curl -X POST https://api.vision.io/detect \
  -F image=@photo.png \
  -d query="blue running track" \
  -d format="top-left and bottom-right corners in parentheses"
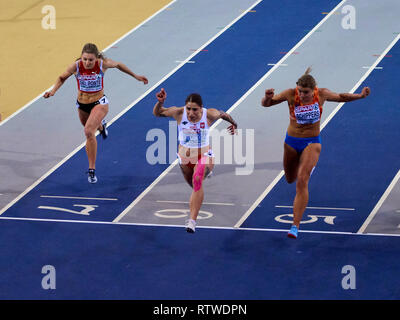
top-left (1, 0), bottom-right (400, 300)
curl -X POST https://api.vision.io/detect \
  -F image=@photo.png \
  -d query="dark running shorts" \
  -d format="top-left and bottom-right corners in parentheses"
top-left (76, 95), bottom-right (109, 114)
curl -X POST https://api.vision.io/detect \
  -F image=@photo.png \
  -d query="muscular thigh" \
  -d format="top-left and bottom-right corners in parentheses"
top-left (179, 164), bottom-right (194, 187)
top-left (283, 143), bottom-right (300, 181)
top-left (78, 109), bottom-right (90, 126)
top-left (85, 104), bottom-right (108, 132)
top-left (298, 143), bottom-right (321, 177)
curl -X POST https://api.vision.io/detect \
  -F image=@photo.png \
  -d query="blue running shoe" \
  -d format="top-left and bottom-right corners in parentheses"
top-left (287, 225), bottom-right (298, 238)
top-left (99, 119), bottom-right (108, 139)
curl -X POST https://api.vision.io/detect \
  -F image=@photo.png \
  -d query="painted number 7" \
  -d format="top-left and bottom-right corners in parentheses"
top-left (38, 204), bottom-right (98, 216)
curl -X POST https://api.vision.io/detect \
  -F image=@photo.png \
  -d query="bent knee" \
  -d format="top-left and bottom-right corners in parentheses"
top-left (84, 127), bottom-right (96, 139)
top-left (296, 173), bottom-right (310, 189)
top-left (192, 173), bottom-right (204, 191)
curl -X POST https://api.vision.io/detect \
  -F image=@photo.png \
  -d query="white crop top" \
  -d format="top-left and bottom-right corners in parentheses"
top-left (178, 107), bottom-right (210, 148)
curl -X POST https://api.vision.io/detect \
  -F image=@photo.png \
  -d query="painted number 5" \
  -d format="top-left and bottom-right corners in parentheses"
top-left (275, 214), bottom-right (336, 225)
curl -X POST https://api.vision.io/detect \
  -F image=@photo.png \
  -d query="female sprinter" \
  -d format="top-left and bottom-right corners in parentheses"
top-left (153, 88), bottom-right (237, 233)
top-left (44, 43), bottom-right (148, 183)
top-left (261, 68), bottom-right (370, 238)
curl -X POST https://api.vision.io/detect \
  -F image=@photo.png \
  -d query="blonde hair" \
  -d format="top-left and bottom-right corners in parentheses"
top-left (296, 67), bottom-right (316, 89)
top-left (77, 43), bottom-right (106, 61)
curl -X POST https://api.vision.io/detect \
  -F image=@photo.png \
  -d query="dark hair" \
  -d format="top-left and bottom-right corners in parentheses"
top-left (296, 67), bottom-right (316, 89)
top-left (185, 93), bottom-right (203, 107)
top-left (77, 43), bottom-right (106, 61)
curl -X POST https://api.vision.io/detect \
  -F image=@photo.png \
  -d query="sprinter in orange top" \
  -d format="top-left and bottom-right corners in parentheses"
top-left (44, 43), bottom-right (148, 183)
top-left (261, 68), bottom-right (370, 238)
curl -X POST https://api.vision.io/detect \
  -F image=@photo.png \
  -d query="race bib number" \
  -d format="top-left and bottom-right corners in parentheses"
top-left (294, 102), bottom-right (320, 124)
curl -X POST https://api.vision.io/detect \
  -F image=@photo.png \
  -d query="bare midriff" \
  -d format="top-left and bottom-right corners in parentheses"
top-left (287, 119), bottom-right (320, 138)
top-left (77, 89), bottom-right (104, 104)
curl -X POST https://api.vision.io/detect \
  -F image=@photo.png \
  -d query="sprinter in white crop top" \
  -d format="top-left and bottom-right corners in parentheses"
top-left (153, 88), bottom-right (237, 233)
top-left (44, 43), bottom-right (148, 184)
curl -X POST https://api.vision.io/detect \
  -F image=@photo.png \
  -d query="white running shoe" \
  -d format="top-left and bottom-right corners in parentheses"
top-left (87, 169), bottom-right (98, 184)
top-left (185, 219), bottom-right (196, 233)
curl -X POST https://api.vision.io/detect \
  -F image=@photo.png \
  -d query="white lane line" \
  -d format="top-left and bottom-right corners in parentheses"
top-left (0, 0), bottom-right (262, 216)
top-left (0, 140), bottom-right (99, 215)
top-left (357, 169), bottom-right (400, 234)
top-left (40, 195), bottom-right (118, 201)
top-left (234, 172), bottom-right (285, 228)
top-left (112, 0), bottom-right (263, 222)
top-left (156, 200), bottom-right (235, 206)
top-left (0, 0), bottom-right (177, 127)
top-left (275, 205), bottom-right (355, 211)
top-left (234, 0), bottom-right (350, 228)
top-left (267, 63), bottom-right (288, 66)
top-left (175, 60), bottom-right (195, 64)
top-left (362, 66), bottom-right (383, 69)
top-left (1, 215), bottom-right (400, 237)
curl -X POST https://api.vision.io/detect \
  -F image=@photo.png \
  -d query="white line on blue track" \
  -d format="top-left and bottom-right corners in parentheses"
top-left (357, 168), bottom-right (400, 234)
top-left (275, 205), bottom-right (355, 211)
top-left (40, 195), bottom-right (118, 201)
top-left (1, 215), bottom-right (400, 237)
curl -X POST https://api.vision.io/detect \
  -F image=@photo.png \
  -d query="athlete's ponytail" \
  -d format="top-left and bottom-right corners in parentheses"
top-left (296, 67), bottom-right (316, 89)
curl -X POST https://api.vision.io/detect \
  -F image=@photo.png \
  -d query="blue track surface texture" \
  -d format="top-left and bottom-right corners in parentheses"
top-left (0, 219), bottom-right (399, 299)
top-left (2, 0), bottom-right (400, 300)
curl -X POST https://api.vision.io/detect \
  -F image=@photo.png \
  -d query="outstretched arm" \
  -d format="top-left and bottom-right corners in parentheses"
top-left (153, 88), bottom-right (182, 120)
top-left (43, 62), bottom-right (75, 98)
top-left (261, 88), bottom-right (292, 107)
top-left (207, 109), bottom-right (237, 135)
top-left (321, 87), bottom-right (370, 103)
top-left (103, 58), bottom-right (148, 84)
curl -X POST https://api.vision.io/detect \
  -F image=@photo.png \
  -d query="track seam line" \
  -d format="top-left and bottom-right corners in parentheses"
top-left (1, 215), bottom-right (400, 237)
